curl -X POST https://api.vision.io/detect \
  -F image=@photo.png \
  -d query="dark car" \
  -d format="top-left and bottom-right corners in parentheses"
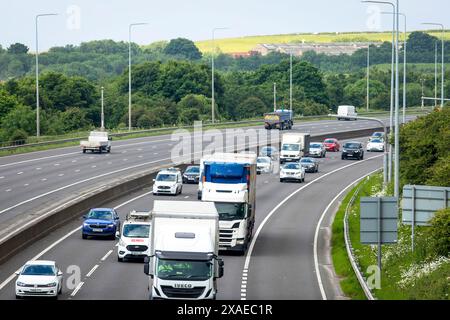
top-left (182, 165), bottom-right (200, 184)
top-left (82, 208), bottom-right (120, 240)
top-left (341, 141), bottom-right (364, 160)
top-left (300, 157), bottom-right (319, 173)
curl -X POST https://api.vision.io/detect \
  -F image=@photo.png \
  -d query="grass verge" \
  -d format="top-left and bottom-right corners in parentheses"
top-left (332, 172), bottom-right (450, 300)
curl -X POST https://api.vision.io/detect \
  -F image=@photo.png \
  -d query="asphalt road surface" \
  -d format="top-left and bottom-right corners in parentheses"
top-left (0, 136), bottom-right (383, 300)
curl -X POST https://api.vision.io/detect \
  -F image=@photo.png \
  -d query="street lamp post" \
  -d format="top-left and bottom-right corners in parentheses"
top-left (422, 23), bottom-right (445, 108)
top-left (128, 22), bottom-right (148, 132)
top-left (211, 27), bottom-right (229, 124)
top-left (362, 1), bottom-right (396, 184)
top-left (420, 78), bottom-right (425, 108)
top-left (101, 86), bottom-right (105, 130)
top-left (290, 51), bottom-right (293, 113)
top-left (273, 82), bottom-right (277, 112)
top-left (367, 44), bottom-right (370, 112)
top-left (435, 42), bottom-right (438, 108)
top-left (35, 13), bottom-right (58, 138)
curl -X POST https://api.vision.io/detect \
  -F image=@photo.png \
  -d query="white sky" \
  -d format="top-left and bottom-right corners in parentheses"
top-left (0, 0), bottom-right (448, 50)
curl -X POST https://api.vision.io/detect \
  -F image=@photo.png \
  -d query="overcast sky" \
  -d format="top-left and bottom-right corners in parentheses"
top-left (1, 0), bottom-right (448, 51)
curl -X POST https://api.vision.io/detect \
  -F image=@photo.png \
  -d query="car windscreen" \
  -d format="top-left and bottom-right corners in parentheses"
top-left (22, 265), bottom-right (56, 276)
top-left (344, 143), bottom-right (360, 149)
top-left (283, 163), bottom-right (300, 170)
top-left (88, 210), bottom-right (113, 220)
top-left (282, 144), bottom-right (300, 151)
top-left (257, 158), bottom-right (269, 163)
top-left (370, 139), bottom-right (382, 143)
top-left (324, 139), bottom-right (335, 144)
top-left (185, 166), bottom-right (200, 174)
top-left (310, 144), bottom-right (322, 148)
top-left (301, 158), bottom-right (313, 163)
top-left (123, 224), bottom-right (150, 238)
top-left (156, 174), bottom-right (177, 182)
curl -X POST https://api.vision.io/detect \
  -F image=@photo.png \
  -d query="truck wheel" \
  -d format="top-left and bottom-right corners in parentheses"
top-left (82, 149), bottom-right (86, 154)
top-left (98, 148), bottom-right (102, 154)
top-left (107, 147), bottom-right (111, 153)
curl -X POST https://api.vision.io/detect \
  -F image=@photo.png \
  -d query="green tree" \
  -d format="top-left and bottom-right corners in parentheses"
top-left (164, 38), bottom-right (202, 60)
top-left (7, 43), bottom-right (29, 54)
top-left (1, 104), bottom-right (35, 137)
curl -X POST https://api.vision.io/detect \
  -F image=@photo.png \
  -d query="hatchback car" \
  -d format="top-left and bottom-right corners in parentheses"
top-left (323, 138), bottom-right (340, 152)
top-left (15, 260), bottom-right (63, 299)
top-left (370, 132), bottom-right (385, 141)
top-left (259, 146), bottom-right (278, 160)
top-left (257, 156), bottom-right (273, 174)
top-left (82, 208), bottom-right (121, 240)
top-left (280, 162), bottom-right (305, 183)
top-left (300, 157), bottom-right (319, 173)
top-left (182, 165), bottom-right (200, 184)
top-left (366, 139), bottom-right (384, 152)
top-left (341, 141), bottom-right (364, 160)
top-left (309, 142), bottom-right (326, 158)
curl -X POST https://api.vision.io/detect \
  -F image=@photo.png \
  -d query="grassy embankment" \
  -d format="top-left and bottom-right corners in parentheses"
top-left (332, 173), bottom-right (450, 300)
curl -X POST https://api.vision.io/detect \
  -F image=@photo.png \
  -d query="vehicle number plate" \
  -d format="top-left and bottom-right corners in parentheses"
top-left (131, 252), bottom-right (143, 255)
top-left (92, 228), bottom-right (103, 232)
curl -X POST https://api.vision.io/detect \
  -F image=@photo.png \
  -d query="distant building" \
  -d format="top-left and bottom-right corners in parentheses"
top-left (252, 42), bottom-right (380, 57)
top-left (229, 51), bottom-right (259, 58)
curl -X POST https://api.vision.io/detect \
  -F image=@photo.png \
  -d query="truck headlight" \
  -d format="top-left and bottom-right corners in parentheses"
top-left (118, 239), bottom-right (125, 247)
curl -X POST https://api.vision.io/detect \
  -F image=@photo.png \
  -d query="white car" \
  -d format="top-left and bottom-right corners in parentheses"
top-left (257, 156), bottom-right (273, 174)
top-left (309, 142), bottom-right (326, 158)
top-left (152, 168), bottom-right (183, 195)
top-left (366, 139), bottom-right (384, 152)
top-left (15, 260), bottom-right (63, 299)
top-left (280, 162), bottom-right (305, 183)
top-left (117, 211), bottom-right (151, 262)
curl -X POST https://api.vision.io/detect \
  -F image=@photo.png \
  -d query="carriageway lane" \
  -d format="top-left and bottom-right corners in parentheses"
top-left (0, 117), bottom-right (400, 229)
top-left (0, 137), bottom-right (382, 300)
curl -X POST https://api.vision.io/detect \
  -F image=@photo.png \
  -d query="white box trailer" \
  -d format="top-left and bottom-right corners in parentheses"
top-left (144, 201), bottom-right (224, 300)
top-left (280, 133), bottom-right (310, 163)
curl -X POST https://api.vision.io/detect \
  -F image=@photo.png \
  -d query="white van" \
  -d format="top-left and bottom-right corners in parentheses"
top-left (337, 105), bottom-right (357, 121)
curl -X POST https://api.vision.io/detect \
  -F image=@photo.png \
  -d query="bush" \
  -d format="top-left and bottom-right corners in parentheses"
top-left (9, 129), bottom-right (28, 144)
top-left (427, 208), bottom-right (450, 257)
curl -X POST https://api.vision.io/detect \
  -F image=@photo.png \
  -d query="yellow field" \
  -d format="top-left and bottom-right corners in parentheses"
top-left (195, 31), bottom-right (449, 53)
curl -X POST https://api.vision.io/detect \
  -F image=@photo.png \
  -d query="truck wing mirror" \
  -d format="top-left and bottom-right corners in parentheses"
top-left (144, 256), bottom-right (150, 275)
top-left (218, 259), bottom-right (224, 278)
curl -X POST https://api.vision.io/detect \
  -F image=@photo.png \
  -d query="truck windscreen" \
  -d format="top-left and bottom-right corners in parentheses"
top-left (282, 144), bottom-right (300, 151)
top-left (214, 202), bottom-right (246, 220)
top-left (156, 259), bottom-right (212, 281)
top-left (205, 163), bottom-right (249, 184)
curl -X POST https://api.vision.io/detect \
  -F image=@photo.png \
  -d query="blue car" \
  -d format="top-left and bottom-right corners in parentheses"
top-left (82, 208), bottom-right (120, 240)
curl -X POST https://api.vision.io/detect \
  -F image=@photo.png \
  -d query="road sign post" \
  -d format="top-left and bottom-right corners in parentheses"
top-left (360, 197), bottom-right (398, 272)
top-left (402, 185), bottom-right (450, 251)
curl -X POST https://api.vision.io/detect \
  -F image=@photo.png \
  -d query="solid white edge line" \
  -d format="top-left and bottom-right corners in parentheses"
top-left (313, 167), bottom-right (381, 300)
top-left (242, 154), bottom-right (383, 299)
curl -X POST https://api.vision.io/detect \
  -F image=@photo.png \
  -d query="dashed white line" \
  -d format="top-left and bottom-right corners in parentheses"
top-left (91, 165), bottom-right (97, 168)
top-left (75, 169), bottom-right (80, 173)
top-left (24, 184), bottom-right (29, 187)
top-left (0, 176), bottom-right (4, 179)
top-left (71, 281), bottom-right (84, 296)
top-left (72, 160), bottom-right (77, 163)
top-left (17, 172), bottom-right (23, 175)
top-left (54, 164), bottom-right (60, 166)
top-left (86, 265), bottom-right (99, 277)
top-left (5, 189), bottom-right (11, 192)
top-left (41, 178), bottom-right (47, 181)
top-left (101, 250), bottom-right (114, 262)
top-left (58, 174), bottom-right (64, 177)
top-left (184, 196), bottom-right (189, 199)
top-left (36, 168), bottom-right (41, 170)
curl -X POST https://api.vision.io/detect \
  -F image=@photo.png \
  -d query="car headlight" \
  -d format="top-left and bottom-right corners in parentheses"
top-left (17, 282), bottom-right (26, 287)
top-left (107, 224), bottom-right (114, 228)
top-left (46, 282), bottom-right (57, 287)
top-left (83, 222), bottom-right (89, 227)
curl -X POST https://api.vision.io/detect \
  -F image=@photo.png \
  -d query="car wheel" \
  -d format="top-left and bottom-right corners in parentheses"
top-left (341, 156), bottom-right (346, 160)
top-left (280, 179), bottom-right (284, 183)
top-left (82, 233), bottom-right (87, 240)
top-left (58, 284), bottom-right (62, 295)
top-left (15, 295), bottom-right (22, 300)
top-left (118, 256), bottom-right (123, 262)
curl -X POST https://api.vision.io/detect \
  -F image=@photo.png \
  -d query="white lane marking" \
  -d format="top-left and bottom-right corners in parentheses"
top-left (75, 169), bottom-right (80, 173)
top-left (24, 184), bottom-right (29, 187)
top-left (101, 250), bottom-right (114, 262)
top-left (58, 174), bottom-right (64, 177)
top-left (41, 178), bottom-right (47, 181)
top-left (242, 154), bottom-right (383, 300)
top-left (54, 164), bottom-right (60, 166)
top-left (0, 191), bottom-right (154, 291)
top-left (17, 172), bottom-right (23, 175)
top-left (123, 159), bottom-right (128, 161)
top-left (138, 156), bottom-right (143, 158)
top-left (153, 153), bottom-right (158, 155)
top-left (0, 176), bottom-right (4, 179)
top-left (91, 165), bottom-right (97, 168)
top-left (72, 160), bottom-right (77, 163)
top-left (71, 282), bottom-right (84, 296)
top-left (5, 189), bottom-right (11, 192)
top-left (313, 167), bottom-right (381, 301)
top-left (86, 265), bottom-right (99, 278)
top-left (184, 196), bottom-right (189, 199)
top-left (36, 168), bottom-right (41, 170)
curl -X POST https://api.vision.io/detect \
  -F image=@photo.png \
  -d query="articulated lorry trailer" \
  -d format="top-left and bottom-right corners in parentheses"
top-left (144, 200), bottom-right (224, 300)
top-left (198, 153), bottom-right (257, 254)
top-left (264, 109), bottom-right (293, 130)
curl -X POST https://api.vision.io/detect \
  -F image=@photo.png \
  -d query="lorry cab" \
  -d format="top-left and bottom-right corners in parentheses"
top-left (144, 201), bottom-right (223, 300)
top-left (117, 210), bottom-right (152, 262)
top-left (198, 153), bottom-right (257, 254)
top-left (337, 105), bottom-right (357, 120)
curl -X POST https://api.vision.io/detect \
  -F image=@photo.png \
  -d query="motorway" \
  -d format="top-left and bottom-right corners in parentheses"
top-left (0, 134), bottom-right (383, 300)
top-left (0, 117), bottom-right (403, 238)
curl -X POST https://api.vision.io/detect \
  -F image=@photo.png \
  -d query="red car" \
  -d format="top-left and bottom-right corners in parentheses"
top-left (323, 138), bottom-right (340, 152)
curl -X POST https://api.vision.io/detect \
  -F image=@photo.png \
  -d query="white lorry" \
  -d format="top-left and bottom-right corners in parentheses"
top-left (198, 153), bottom-right (257, 254)
top-left (117, 210), bottom-right (152, 262)
top-left (80, 131), bottom-right (111, 153)
top-left (337, 105), bottom-right (358, 120)
top-left (144, 201), bottom-right (224, 300)
top-left (280, 133), bottom-right (311, 164)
